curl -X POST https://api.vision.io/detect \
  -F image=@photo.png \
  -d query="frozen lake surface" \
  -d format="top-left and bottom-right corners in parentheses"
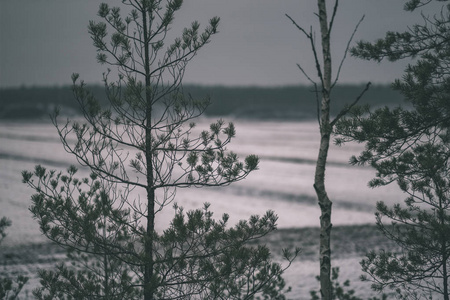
top-left (0, 117), bottom-right (403, 298)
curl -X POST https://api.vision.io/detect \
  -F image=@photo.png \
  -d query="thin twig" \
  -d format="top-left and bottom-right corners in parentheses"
top-left (285, 14), bottom-right (310, 37)
top-left (312, 83), bottom-right (321, 127)
top-left (286, 13), bottom-right (324, 124)
top-left (309, 29), bottom-right (324, 89)
top-left (331, 81), bottom-right (371, 127)
top-left (297, 63), bottom-right (316, 85)
top-left (331, 15), bottom-right (365, 89)
top-left (328, 0), bottom-right (339, 38)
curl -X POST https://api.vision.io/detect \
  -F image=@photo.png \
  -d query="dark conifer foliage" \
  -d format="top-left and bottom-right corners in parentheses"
top-left (336, 1), bottom-right (450, 298)
top-left (0, 218), bottom-right (28, 299)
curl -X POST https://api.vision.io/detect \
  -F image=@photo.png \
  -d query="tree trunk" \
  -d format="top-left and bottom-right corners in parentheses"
top-left (315, 0), bottom-right (333, 299)
top-left (103, 216), bottom-right (110, 298)
top-left (438, 195), bottom-right (449, 300)
top-left (314, 132), bottom-right (332, 300)
top-left (443, 240), bottom-right (449, 300)
top-left (142, 5), bottom-right (156, 300)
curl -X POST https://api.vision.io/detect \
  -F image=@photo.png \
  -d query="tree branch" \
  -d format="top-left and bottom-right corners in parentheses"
top-left (330, 81), bottom-right (371, 127)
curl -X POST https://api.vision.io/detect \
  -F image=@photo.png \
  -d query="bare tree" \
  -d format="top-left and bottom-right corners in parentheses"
top-left (286, 1), bottom-right (369, 299)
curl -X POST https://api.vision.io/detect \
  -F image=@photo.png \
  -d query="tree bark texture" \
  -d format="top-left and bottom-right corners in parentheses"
top-left (315, 0), bottom-right (333, 299)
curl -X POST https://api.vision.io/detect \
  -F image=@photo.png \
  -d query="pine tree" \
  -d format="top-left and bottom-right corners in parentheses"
top-left (335, 1), bottom-right (450, 298)
top-left (22, 1), bottom-right (297, 299)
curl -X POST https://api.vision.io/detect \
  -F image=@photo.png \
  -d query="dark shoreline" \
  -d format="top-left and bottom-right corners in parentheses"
top-left (0, 84), bottom-right (403, 121)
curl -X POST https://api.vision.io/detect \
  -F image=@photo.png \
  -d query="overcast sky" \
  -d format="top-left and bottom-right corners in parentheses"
top-left (0, 1), bottom-right (445, 88)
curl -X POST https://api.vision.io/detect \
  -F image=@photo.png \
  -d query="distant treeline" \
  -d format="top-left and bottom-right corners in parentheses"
top-left (0, 84), bottom-right (404, 120)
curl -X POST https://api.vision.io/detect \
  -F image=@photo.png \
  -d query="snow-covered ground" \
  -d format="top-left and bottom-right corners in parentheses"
top-left (0, 117), bottom-right (403, 298)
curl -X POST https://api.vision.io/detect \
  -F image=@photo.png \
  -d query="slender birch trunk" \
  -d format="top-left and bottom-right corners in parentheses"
top-left (314, 1), bottom-right (333, 299)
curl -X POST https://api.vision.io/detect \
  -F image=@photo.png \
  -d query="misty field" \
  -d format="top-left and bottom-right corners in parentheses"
top-left (0, 118), bottom-right (402, 298)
